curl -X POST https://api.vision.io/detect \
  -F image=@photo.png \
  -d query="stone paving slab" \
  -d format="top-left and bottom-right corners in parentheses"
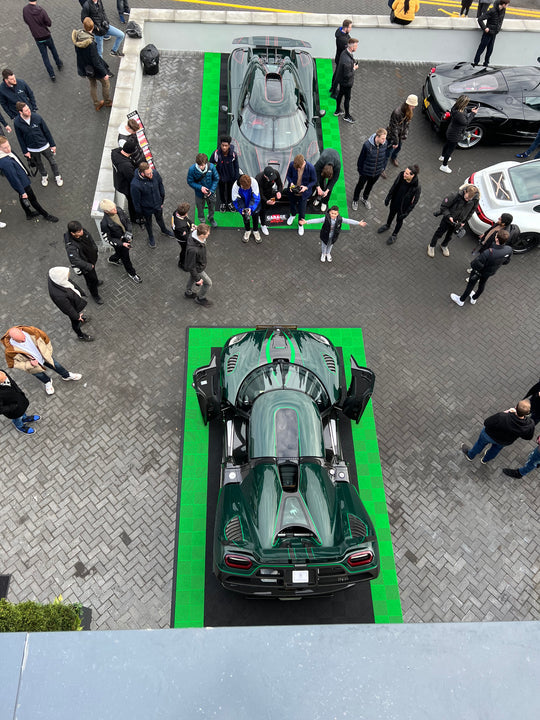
top-left (0, 0), bottom-right (539, 629)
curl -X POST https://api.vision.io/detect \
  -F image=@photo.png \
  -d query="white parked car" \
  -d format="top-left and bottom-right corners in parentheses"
top-left (466, 159), bottom-right (540, 253)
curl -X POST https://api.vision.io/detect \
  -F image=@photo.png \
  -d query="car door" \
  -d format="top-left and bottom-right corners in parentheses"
top-left (193, 355), bottom-right (221, 425)
top-left (341, 357), bottom-right (375, 424)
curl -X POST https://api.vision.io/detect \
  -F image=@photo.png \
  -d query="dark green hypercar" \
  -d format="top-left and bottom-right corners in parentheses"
top-left (193, 326), bottom-right (379, 598)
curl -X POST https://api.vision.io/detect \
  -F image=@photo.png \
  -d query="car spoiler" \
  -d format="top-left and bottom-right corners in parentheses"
top-left (232, 36), bottom-right (312, 49)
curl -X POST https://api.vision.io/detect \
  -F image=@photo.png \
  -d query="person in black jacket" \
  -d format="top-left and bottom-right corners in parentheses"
top-left (255, 166), bottom-right (283, 236)
top-left (473, 0), bottom-right (510, 67)
top-left (48, 267), bottom-right (93, 341)
top-left (451, 229), bottom-right (512, 306)
top-left (313, 148), bottom-right (341, 212)
top-left (130, 161), bottom-right (175, 248)
top-left (210, 136), bottom-right (239, 212)
top-left (111, 136), bottom-right (137, 221)
top-left (377, 164), bottom-right (420, 245)
top-left (428, 184), bottom-right (479, 257)
top-left (352, 128), bottom-right (389, 211)
top-left (64, 221), bottom-right (103, 304)
top-left (80, 0), bottom-right (125, 58)
top-left (461, 399), bottom-right (534, 464)
top-left (23, 0), bottom-right (64, 81)
top-left (439, 95), bottom-right (478, 173)
top-left (14, 102), bottom-right (63, 188)
top-left (386, 94), bottom-right (418, 167)
top-left (522, 379), bottom-right (540, 425)
top-left (329, 19), bottom-right (352, 97)
top-left (184, 223), bottom-right (212, 307)
top-left (99, 199), bottom-right (141, 283)
top-left (171, 202), bottom-right (195, 270)
top-left (334, 37), bottom-right (358, 124)
top-left (72, 19), bottom-right (111, 111)
top-left (0, 369), bottom-right (40, 435)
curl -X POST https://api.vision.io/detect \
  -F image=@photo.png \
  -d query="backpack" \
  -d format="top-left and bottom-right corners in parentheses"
top-left (125, 21), bottom-right (142, 38)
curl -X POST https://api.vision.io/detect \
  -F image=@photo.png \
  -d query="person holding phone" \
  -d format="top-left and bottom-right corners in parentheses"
top-left (439, 95), bottom-right (478, 174)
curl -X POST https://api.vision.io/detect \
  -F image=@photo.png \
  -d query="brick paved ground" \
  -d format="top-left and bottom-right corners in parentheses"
top-left (1, 0), bottom-right (539, 628)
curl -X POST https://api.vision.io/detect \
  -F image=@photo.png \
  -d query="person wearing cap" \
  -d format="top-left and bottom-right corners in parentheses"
top-left (386, 94), bottom-right (418, 168)
top-left (427, 184), bottom-right (479, 258)
top-left (0, 369), bottom-right (40, 435)
top-left (100, 198), bottom-right (141, 283)
top-left (377, 164), bottom-right (421, 245)
top-left (255, 166), bottom-right (283, 236)
top-left (313, 148), bottom-right (341, 213)
top-left (390, 0), bottom-right (420, 25)
top-left (64, 220), bottom-right (104, 304)
top-left (48, 267), bottom-right (94, 341)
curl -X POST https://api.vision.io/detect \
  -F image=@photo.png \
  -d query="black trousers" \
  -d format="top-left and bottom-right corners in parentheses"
top-left (441, 140), bottom-right (458, 166)
top-left (110, 244), bottom-right (136, 276)
top-left (19, 185), bottom-right (49, 218)
top-left (82, 267), bottom-right (100, 298)
top-left (474, 33), bottom-right (496, 65)
top-left (218, 180), bottom-right (234, 206)
top-left (70, 317), bottom-right (84, 337)
top-left (460, 272), bottom-right (488, 301)
top-left (386, 205), bottom-right (405, 236)
top-left (430, 216), bottom-right (456, 247)
top-left (353, 175), bottom-right (380, 201)
top-left (336, 85), bottom-right (352, 116)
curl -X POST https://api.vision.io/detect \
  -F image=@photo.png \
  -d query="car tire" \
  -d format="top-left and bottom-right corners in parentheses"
top-left (458, 125), bottom-right (484, 149)
top-left (511, 232), bottom-right (540, 254)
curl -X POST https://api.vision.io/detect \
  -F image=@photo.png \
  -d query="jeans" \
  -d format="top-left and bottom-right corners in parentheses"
top-left (336, 85), bottom-right (351, 116)
top-left (34, 358), bottom-right (70, 384)
top-left (460, 271), bottom-right (488, 302)
top-left (117, 0), bottom-right (130, 22)
top-left (353, 174), bottom-right (379, 202)
top-left (241, 210), bottom-right (259, 231)
top-left (30, 147), bottom-right (59, 180)
top-left (88, 76), bottom-right (111, 107)
top-left (474, 33), bottom-right (496, 66)
top-left (186, 270), bottom-right (212, 299)
top-left (19, 185), bottom-right (49, 218)
top-left (518, 445), bottom-right (540, 476)
top-left (143, 208), bottom-right (168, 243)
top-left (467, 427), bottom-right (504, 463)
top-left (195, 194), bottom-right (216, 223)
top-left (321, 241), bottom-right (333, 256)
top-left (390, 141), bottom-right (402, 162)
top-left (522, 128), bottom-right (540, 160)
top-left (289, 191), bottom-right (309, 221)
top-left (94, 26), bottom-right (125, 56)
top-left (35, 37), bottom-right (62, 77)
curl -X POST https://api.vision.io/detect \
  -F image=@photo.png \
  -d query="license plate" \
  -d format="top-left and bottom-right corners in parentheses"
top-left (292, 570), bottom-right (309, 584)
top-left (423, 97), bottom-right (430, 109)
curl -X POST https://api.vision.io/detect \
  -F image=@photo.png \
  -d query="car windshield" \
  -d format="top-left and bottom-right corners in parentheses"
top-left (448, 72), bottom-right (507, 94)
top-left (508, 162), bottom-right (540, 202)
top-left (238, 362), bottom-right (330, 410)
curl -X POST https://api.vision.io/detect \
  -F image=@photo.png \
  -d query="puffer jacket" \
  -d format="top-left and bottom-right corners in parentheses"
top-left (478, 0), bottom-right (507, 34)
top-left (186, 163), bottom-right (219, 198)
top-left (130, 168), bottom-right (165, 213)
top-left (357, 134), bottom-right (389, 177)
top-left (446, 106), bottom-right (475, 143)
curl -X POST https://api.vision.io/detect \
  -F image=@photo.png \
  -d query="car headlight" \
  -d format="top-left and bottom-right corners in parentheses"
top-left (227, 333), bottom-right (247, 346)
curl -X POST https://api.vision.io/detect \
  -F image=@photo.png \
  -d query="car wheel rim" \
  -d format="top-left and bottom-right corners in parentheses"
top-left (458, 126), bottom-right (483, 149)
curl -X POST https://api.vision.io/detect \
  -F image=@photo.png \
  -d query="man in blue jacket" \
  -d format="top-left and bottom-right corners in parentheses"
top-left (0, 70), bottom-right (37, 119)
top-left (285, 154), bottom-right (316, 236)
top-left (0, 135), bottom-right (57, 222)
top-left (130, 161), bottom-right (174, 248)
top-left (187, 153), bottom-right (219, 227)
top-left (14, 102), bottom-right (63, 188)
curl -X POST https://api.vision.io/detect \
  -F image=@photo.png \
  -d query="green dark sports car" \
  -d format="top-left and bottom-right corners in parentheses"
top-left (193, 326), bottom-right (379, 598)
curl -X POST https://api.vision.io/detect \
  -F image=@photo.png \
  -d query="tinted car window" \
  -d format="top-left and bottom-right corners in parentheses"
top-left (508, 163), bottom-right (540, 202)
top-left (449, 72), bottom-right (508, 94)
top-left (238, 363), bottom-right (330, 410)
top-left (523, 96), bottom-right (540, 110)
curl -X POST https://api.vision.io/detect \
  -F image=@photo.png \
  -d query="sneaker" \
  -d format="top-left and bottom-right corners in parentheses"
top-left (352, 200), bottom-right (358, 211)
top-left (44, 214), bottom-right (59, 223)
top-left (242, 230), bottom-right (251, 243)
top-left (333, 109), bottom-right (344, 117)
top-left (219, 203), bottom-right (226, 212)
top-left (0, 222), bottom-right (6, 228)
top-left (130, 274), bottom-right (142, 283)
top-left (184, 290), bottom-right (196, 298)
top-left (77, 333), bottom-right (94, 342)
top-left (466, 267), bottom-right (472, 274)
top-left (227, 203), bottom-right (235, 212)
top-left (50, 75), bottom-right (56, 82)
top-left (286, 215), bottom-right (296, 225)
top-left (260, 224), bottom-right (269, 236)
top-left (110, 49), bottom-right (125, 57)
top-left (298, 224), bottom-right (304, 236)
top-left (44, 380), bottom-right (54, 395)
top-left (210, 220), bottom-right (218, 228)
top-left (55, 175), bottom-right (63, 187)
top-left (461, 443), bottom-right (473, 461)
top-left (343, 115), bottom-right (355, 124)
top-left (326, 254), bottom-right (332, 262)
top-left (438, 155), bottom-right (444, 161)
top-left (439, 164), bottom-right (452, 174)
top-left (194, 297), bottom-right (212, 307)
top-left (480, 452), bottom-right (489, 465)
top-left (377, 224), bottom-right (389, 234)
top-left (516, 153), bottom-right (529, 159)
top-left (320, 253), bottom-right (326, 262)
top-left (441, 245), bottom-right (450, 257)
top-left (320, 204), bottom-right (327, 212)
top-left (386, 235), bottom-right (397, 245)
top-left (361, 197), bottom-right (372, 210)
top-left (148, 238), bottom-right (156, 248)
top-left (63, 372), bottom-right (82, 381)
top-left (15, 424), bottom-right (35, 434)
top-left (22, 414), bottom-right (41, 423)
top-left (41, 175), bottom-right (49, 187)
top-left (427, 245), bottom-right (435, 257)
top-left (93, 295), bottom-right (104, 305)
top-left (312, 198), bottom-right (320, 207)
top-left (108, 256), bottom-right (121, 266)
top-left (450, 293), bottom-right (464, 307)
top-left (253, 230), bottom-right (262, 243)
top-left (503, 468), bottom-right (522, 478)
top-left (469, 295), bottom-right (477, 305)
top-left (104, 35), bottom-right (112, 40)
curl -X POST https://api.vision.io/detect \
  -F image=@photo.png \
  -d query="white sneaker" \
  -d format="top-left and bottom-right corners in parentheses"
top-left (450, 293), bottom-right (464, 307)
top-left (439, 164), bottom-right (452, 174)
top-left (466, 267), bottom-right (472, 274)
top-left (326, 254), bottom-right (332, 262)
top-left (427, 245), bottom-right (435, 257)
top-left (242, 230), bottom-right (251, 243)
top-left (41, 175), bottom-right (49, 187)
top-left (55, 175), bottom-right (64, 187)
top-left (313, 199), bottom-right (320, 207)
top-left (320, 253), bottom-right (326, 262)
top-left (469, 295), bottom-right (477, 305)
top-left (253, 230), bottom-right (262, 243)
top-left (321, 204), bottom-right (327, 213)
top-left (63, 372), bottom-right (82, 381)
top-left (361, 197), bottom-right (372, 210)
top-left (286, 215), bottom-right (296, 225)
top-left (441, 245), bottom-right (450, 257)
top-left (0, 221), bottom-right (6, 228)
top-left (352, 200), bottom-right (358, 211)
top-left (44, 380), bottom-right (54, 395)
top-left (298, 224), bottom-right (304, 236)
top-left (260, 224), bottom-right (269, 236)
top-left (438, 155), bottom-right (444, 161)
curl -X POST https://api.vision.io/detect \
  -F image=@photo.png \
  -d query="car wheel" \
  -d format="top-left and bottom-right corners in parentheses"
top-left (458, 125), bottom-right (484, 149)
top-left (511, 232), bottom-right (540, 254)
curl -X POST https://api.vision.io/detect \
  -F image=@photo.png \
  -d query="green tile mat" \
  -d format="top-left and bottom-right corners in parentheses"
top-left (173, 327), bottom-right (402, 627)
top-left (195, 53), bottom-right (352, 231)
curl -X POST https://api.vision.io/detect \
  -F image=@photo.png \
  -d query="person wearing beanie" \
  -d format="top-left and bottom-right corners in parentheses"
top-left (255, 166), bottom-right (283, 236)
top-left (386, 94), bottom-right (418, 169)
top-left (64, 220), bottom-right (104, 304)
top-left (48, 267), bottom-right (94, 341)
top-left (99, 198), bottom-right (141, 283)
top-left (22, 0), bottom-right (63, 81)
top-left (0, 369), bottom-right (40, 435)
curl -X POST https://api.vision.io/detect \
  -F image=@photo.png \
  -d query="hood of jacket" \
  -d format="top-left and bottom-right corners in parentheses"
top-left (72, 28), bottom-right (94, 48)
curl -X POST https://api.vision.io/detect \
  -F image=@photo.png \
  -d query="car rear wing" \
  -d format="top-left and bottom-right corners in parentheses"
top-left (232, 36), bottom-right (312, 49)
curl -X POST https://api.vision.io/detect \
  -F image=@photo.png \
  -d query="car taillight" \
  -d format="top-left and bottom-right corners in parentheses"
top-left (476, 203), bottom-right (494, 226)
top-left (347, 550), bottom-right (374, 567)
top-left (468, 173), bottom-right (475, 183)
top-left (430, 67), bottom-right (436, 75)
top-left (224, 554), bottom-right (252, 570)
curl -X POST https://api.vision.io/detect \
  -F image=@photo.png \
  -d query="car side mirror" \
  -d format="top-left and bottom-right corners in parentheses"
top-left (319, 109), bottom-right (326, 117)
top-left (220, 105), bottom-right (229, 112)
